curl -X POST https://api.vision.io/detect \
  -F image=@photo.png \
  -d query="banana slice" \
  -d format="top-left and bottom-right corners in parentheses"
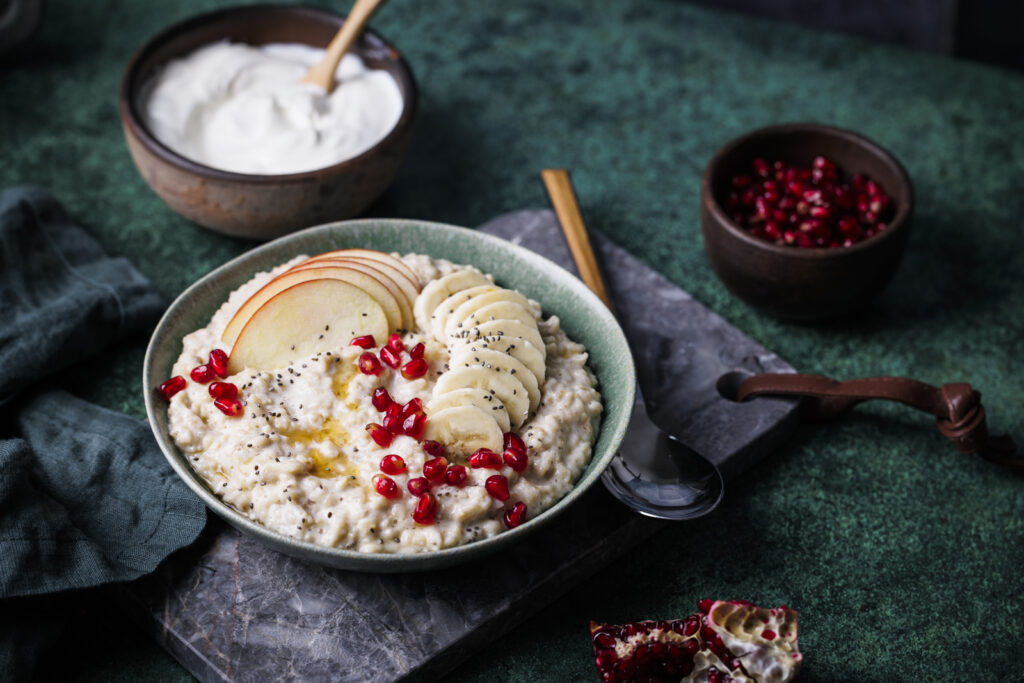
top-left (442, 288), bottom-right (533, 340)
top-left (434, 366), bottom-right (531, 429)
top-left (448, 347), bottom-right (540, 412)
top-left (427, 387), bottom-right (511, 434)
top-left (451, 333), bottom-right (546, 387)
top-left (422, 405), bottom-right (503, 457)
top-left (430, 285), bottom-right (497, 342)
top-left (448, 318), bottom-right (546, 356)
top-left (414, 270), bottom-right (491, 333)
top-left (459, 301), bottom-right (536, 332)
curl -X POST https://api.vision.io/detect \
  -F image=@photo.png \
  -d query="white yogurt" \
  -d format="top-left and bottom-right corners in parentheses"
top-left (141, 41), bottom-right (404, 175)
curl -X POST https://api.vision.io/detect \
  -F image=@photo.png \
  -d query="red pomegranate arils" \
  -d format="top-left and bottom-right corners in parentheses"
top-left (358, 352), bottom-right (383, 376)
top-left (408, 342), bottom-right (425, 359)
top-left (443, 465), bottom-right (467, 487)
top-left (366, 423), bottom-right (393, 448)
top-left (469, 448), bottom-right (502, 470)
top-left (373, 475), bottom-right (400, 499)
top-left (503, 432), bottom-right (526, 456)
top-left (350, 334), bottom-right (376, 349)
top-left (503, 501), bottom-right (527, 528)
top-left (401, 358), bottom-right (428, 380)
top-left (371, 387), bottom-right (394, 412)
top-left (208, 381), bottom-right (238, 400)
top-left (379, 346), bottom-right (402, 369)
top-left (422, 456), bottom-right (448, 483)
top-left (208, 349), bottom-right (229, 378)
top-left (190, 364), bottom-right (215, 384)
top-left (213, 397), bottom-right (243, 417)
top-left (400, 398), bottom-right (424, 419)
top-left (422, 440), bottom-right (445, 457)
top-left (386, 332), bottom-right (405, 354)
top-left (412, 492), bottom-right (436, 525)
top-left (402, 412), bottom-right (426, 440)
top-left (503, 448), bottom-right (528, 473)
top-left (379, 454), bottom-right (406, 475)
top-left (485, 475), bottom-right (510, 501)
top-left (157, 376), bottom-right (186, 401)
top-left (383, 403), bottom-right (404, 433)
top-left (407, 477), bottom-right (430, 496)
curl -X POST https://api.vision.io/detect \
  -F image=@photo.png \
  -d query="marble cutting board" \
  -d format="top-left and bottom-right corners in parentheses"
top-left (115, 209), bottom-right (798, 682)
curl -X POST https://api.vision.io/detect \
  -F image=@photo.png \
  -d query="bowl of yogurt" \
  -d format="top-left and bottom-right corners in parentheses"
top-left (120, 4), bottom-right (417, 239)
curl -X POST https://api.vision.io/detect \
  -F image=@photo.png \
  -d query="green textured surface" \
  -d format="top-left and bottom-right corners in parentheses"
top-left (3, 0), bottom-right (1022, 681)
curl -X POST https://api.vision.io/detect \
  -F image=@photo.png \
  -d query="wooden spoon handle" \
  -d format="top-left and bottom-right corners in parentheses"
top-left (541, 169), bottom-right (614, 310)
top-left (301, 0), bottom-right (387, 92)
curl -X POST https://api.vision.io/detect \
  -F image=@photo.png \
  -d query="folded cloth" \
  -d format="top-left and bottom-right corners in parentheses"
top-left (0, 187), bottom-right (206, 679)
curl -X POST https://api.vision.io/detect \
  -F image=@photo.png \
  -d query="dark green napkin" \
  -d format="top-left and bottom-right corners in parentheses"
top-left (0, 187), bottom-right (206, 679)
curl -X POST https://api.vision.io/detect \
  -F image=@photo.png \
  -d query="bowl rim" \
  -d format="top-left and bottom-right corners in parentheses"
top-left (119, 3), bottom-right (419, 184)
top-left (701, 122), bottom-right (914, 258)
top-left (142, 217), bottom-right (636, 572)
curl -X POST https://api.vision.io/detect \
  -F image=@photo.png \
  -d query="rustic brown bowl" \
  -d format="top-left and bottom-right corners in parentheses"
top-left (120, 4), bottom-right (417, 240)
top-left (700, 123), bottom-right (913, 321)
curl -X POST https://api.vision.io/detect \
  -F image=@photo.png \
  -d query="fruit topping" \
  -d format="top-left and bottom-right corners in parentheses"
top-left (213, 397), bottom-right (243, 417)
top-left (485, 474), bottom-right (510, 501)
top-left (208, 349), bottom-right (229, 378)
top-left (503, 447), bottom-right (528, 473)
top-left (469, 448), bottom-right (503, 470)
top-left (412, 492), bottom-right (436, 525)
top-left (157, 376), bottom-right (186, 401)
top-left (373, 474), bottom-right (400, 499)
top-left (386, 332), bottom-right (405, 354)
top-left (422, 440), bottom-right (445, 457)
top-left (379, 454), bottom-right (406, 475)
top-left (503, 501), bottom-right (527, 528)
top-left (190, 364), bottom-right (215, 384)
top-left (380, 345), bottom-right (402, 369)
top-left (422, 456), bottom-right (448, 483)
top-left (350, 334), bottom-right (376, 349)
top-left (401, 358), bottom-right (428, 380)
top-left (366, 423), bottom-right (394, 448)
top-left (443, 464), bottom-right (467, 487)
top-left (371, 386), bottom-right (394, 412)
top-left (358, 352), bottom-right (383, 376)
top-left (208, 381), bottom-right (238, 400)
top-left (407, 477), bottom-right (430, 496)
top-left (409, 342), bottom-right (425, 359)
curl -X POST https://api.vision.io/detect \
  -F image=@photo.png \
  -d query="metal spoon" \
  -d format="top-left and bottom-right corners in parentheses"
top-left (541, 169), bottom-right (725, 520)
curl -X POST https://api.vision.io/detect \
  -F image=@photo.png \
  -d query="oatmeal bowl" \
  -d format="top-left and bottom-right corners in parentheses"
top-left (143, 219), bottom-right (635, 571)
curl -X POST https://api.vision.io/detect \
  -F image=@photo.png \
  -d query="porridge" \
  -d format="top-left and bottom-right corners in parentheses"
top-left (160, 249), bottom-right (602, 553)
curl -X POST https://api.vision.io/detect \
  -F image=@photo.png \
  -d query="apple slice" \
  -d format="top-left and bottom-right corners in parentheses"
top-left (222, 266), bottom-right (403, 348)
top-left (227, 279), bottom-right (388, 375)
top-left (287, 259), bottom-right (414, 330)
top-left (304, 249), bottom-right (422, 290)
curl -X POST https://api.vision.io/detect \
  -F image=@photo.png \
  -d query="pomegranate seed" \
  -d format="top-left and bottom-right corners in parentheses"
top-left (374, 475), bottom-right (400, 499)
top-left (208, 349), bottom-right (229, 378)
top-left (379, 346), bottom-right (401, 369)
top-left (763, 221), bottom-right (782, 240)
top-left (366, 423), bottom-right (393, 447)
top-left (402, 412), bottom-right (426, 440)
top-left (698, 599), bottom-right (714, 614)
top-left (386, 333), bottom-right (405, 354)
top-left (409, 342), bottom-right (425, 359)
top-left (422, 440), bottom-right (445, 457)
top-left (422, 456), bottom-right (448, 483)
top-left (761, 629), bottom-right (777, 640)
top-left (213, 397), bottom-right (243, 416)
top-left (383, 404), bottom-right (403, 433)
top-left (444, 465), bottom-right (467, 487)
top-left (503, 432), bottom-right (527, 455)
top-left (503, 448), bottom-right (528, 473)
top-left (731, 174), bottom-right (752, 188)
top-left (208, 381), bottom-right (238, 400)
top-left (865, 179), bottom-right (881, 196)
top-left (401, 358), bottom-right (428, 380)
top-left (485, 474), bottom-right (510, 501)
top-left (752, 158), bottom-right (769, 177)
top-left (400, 398), bottom-right (423, 419)
top-left (503, 501), bottom-right (527, 528)
top-left (371, 387), bottom-right (393, 412)
top-left (350, 334), bottom-right (376, 349)
top-left (358, 352), bottom-right (382, 376)
top-left (407, 477), bottom-right (430, 496)
top-left (412, 492), bottom-right (436, 525)
top-left (190, 364), bottom-right (215, 384)
top-left (468, 448), bottom-right (502, 469)
top-left (379, 454), bottom-right (406, 475)
top-left (157, 376), bottom-right (186, 400)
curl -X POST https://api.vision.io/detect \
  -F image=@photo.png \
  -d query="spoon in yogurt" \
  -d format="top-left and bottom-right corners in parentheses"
top-left (301, 0), bottom-right (387, 93)
top-left (541, 169), bottom-right (725, 520)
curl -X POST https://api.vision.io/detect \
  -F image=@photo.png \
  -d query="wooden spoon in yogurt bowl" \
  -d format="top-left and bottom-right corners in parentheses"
top-left (301, 0), bottom-right (388, 93)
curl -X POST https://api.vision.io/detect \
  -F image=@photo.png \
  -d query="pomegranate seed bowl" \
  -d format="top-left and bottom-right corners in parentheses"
top-left (701, 123), bottom-right (913, 321)
top-left (143, 219), bottom-right (635, 572)
top-left (120, 5), bottom-right (417, 240)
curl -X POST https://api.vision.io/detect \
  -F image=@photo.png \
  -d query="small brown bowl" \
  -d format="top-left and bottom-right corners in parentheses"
top-left (120, 4), bottom-right (417, 240)
top-left (700, 123), bottom-right (913, 321)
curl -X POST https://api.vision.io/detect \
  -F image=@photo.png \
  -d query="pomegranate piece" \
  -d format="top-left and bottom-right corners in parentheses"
top-left (443, 464), bottom-right (467, 487)
top-left (468, 448), bottom-right (502, 470)
top-left (213, 397), bottom-right (243, 417)
top-left (190, 364), bottom-right (215, 384)
top-left (386, 332), bottom-right (405, 354)
top-left (358, 352), bottom-right (383, 376)
top-left (408, 342), bottom-right (425, 359)
top-left (373, 475), bottom-right (400, 499)
top-left (382, 403), bottom-right (404, 433)
top-left (208, 349), bottom-right (229, 378)
top-left (485, 474), bottom-right (510, 501)
top-left (208, 381), bottom-right (238, 400)
top-left (503, 448), bottom-right (528, 473)
top-left (591, 600), bottom-right (801, 683)
top-left (401, 358), bottom-right (428, 380)
top-left (400, 398), bottom-right (424, 419)
top-left (350, 334), bottom-right (376, 349)
top-left (366, 423), bottom-right (394, 448)
top-left (371, 387), bottom-right (394, 412)
top-left (379, 346), bottom-right (402, 369)
top-left (402, 412), bottom-right (426, 440)
top-left (407, 476), bottom-right (430, 496)
top-left (157, 376), bottom-right (186, 401)
top-left (422, 440), bottom-right (445, 458)
top-left (379, 454), bottom-right (406, 475)
top-left (503, 501), bottom-right (527, 528)
top-left (503, 432), bottom-right (527, 456)
top-left (412, 492), bottom-right (436, 525)
top-left (422, 456), bottom-right (448, 483)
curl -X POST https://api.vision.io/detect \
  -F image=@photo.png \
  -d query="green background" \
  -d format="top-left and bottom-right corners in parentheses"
top-left (3, 0), bottom-right (1022, 680)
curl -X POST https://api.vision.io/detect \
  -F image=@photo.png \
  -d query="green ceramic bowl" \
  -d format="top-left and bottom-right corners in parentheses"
top-left (143, 219), bottom-right (635, 572)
